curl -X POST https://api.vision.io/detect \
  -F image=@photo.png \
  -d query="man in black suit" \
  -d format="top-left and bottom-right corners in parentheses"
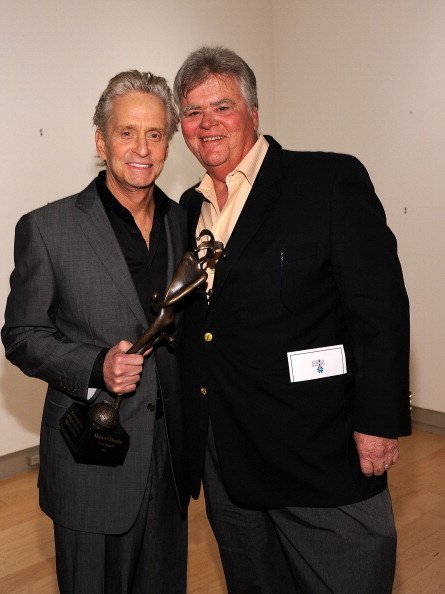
top-left (2, 71), bottom-right (188, 593)
top-left (174, 46), bottom-right (410, 593)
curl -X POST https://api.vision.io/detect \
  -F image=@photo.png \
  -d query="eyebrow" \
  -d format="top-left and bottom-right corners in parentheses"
top-left (115, 124), bottom-right (165, 132)
top-left (182, 98), bottom-right (235, 114)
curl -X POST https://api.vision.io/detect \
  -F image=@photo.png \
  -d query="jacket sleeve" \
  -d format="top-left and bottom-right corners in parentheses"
top-left (1, 212), bottom-right (103, 399)
top-left (330, 156), bottom-right (410, 437)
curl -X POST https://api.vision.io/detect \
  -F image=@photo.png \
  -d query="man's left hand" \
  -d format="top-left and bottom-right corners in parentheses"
top-left (353, 432), bottom-right (399, 477)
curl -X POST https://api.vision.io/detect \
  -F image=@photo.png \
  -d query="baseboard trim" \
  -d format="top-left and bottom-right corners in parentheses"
top-left (411, 406), bottom-right (445, 436)
top-left (0, 406), bottom-right (443, 480)
top-left (0, 445), bottom-right (40, 480)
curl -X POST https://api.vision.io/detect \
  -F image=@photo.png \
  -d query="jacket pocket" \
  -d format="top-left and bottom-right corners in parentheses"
top-left (43, 393), bottom-right (74, 428)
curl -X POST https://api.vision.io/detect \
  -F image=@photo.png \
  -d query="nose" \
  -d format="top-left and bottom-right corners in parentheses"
top-left (199, 110), bottom-right (218, 130)
top-left (133, 133), bottom-right (150, 157)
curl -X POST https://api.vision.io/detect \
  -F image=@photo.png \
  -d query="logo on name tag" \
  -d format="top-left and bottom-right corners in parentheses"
top-left (287, 345), bottom-right (346, 383)
top-left (312, 359), bottom-right (325, 373)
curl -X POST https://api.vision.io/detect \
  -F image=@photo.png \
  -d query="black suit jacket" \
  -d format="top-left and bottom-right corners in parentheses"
top-left (180, 136), bottom-right (410, 508)
top-left (2, 179), bottom-right (189, 532)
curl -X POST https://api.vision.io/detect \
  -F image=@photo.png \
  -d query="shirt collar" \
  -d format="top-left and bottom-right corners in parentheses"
top-left (96, 170), bottom-right (169, 220)
top-left (196, 134), bottom-right (269, 199)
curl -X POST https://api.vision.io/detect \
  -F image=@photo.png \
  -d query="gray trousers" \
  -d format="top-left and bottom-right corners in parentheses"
top-left (204, 424), bottom-right (396, 594)
top-left (54, 419), bottom-right (187, 594)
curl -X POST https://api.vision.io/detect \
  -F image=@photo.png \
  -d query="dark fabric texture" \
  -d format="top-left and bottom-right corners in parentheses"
top-left (203, 422), bottom-right (396, 594)
top-left (2, 178), bottom-right (190, 534)
top-left (54, 419), bottom-right (187, 594)
top-left (180, 136), bottom-right (411, 508)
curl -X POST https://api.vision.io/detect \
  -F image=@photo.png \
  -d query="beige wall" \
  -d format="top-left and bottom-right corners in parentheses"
top-left (1, 0), bottom-right (443, 456)
top-left (272, 0), bottom-right (445, 415)
top-left (0, 0), bottom-right (274, 456)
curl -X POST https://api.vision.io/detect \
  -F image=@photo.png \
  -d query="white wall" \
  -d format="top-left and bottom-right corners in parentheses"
top-left (1, 0), bottom-right (443, 457)
top-left (0, 0), bottom-right (274, 456)
top-left (272, 0), bottom-right (445, 415)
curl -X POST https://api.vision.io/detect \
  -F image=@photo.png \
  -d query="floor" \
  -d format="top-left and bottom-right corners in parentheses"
top-left (0, 427), bottom-right (443, 593)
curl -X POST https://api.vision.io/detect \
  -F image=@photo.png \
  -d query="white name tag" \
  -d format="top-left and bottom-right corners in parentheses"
top-left (287, 344), bottom-right (347, 383)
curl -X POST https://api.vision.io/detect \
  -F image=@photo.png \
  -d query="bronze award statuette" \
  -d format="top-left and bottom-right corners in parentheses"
top-left (60, 230), bottom-right (224, 466)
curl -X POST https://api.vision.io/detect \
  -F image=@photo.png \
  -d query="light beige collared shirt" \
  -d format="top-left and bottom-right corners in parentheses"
top-left (196, 134), bottom-right (269, 291)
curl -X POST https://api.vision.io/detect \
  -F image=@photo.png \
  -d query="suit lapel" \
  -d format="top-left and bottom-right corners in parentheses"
top-left (181, 190), bottom-right (203, 249)
top-left (164, 207), bottom-right (183, 282)
top-left (210, 137), bottom-right (283, 303)
top-left (75, 181), bottom-right (147, 327)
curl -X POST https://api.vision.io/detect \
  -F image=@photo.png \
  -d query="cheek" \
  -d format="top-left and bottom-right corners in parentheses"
top-left (154, 146), bottom-right (169, 165)
top-left (107, 143), bottom-right (124, 162)
top-left (159, 153), bottom-right (168, 165)
top-left (182, 134), bottom-right (198, 154)
top-left (181, 121), bottom-right (197, 141)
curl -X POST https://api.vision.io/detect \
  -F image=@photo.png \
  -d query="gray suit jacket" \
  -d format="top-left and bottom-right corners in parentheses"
top-left (2, 178), bottom-right (189, 533)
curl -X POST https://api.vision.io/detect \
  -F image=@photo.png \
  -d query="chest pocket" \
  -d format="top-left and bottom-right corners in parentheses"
top-left (280, 241), bottom-right (319, 312)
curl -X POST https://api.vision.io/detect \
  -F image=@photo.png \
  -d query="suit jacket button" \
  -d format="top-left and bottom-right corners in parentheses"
top-left (147, 403), bottom-right (156, 411)
top-left (200, 387), bottom-right (208, 396)
top-left (204, 332), bottom-right (213, 342)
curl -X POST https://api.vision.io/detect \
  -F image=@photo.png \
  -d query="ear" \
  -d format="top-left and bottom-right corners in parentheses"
top-left (95, 129), bottom-right (106, 161)
top-left (251, 108), bottom-right (259, 132)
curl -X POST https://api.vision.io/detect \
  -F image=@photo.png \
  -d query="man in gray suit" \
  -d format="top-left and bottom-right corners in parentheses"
top-left (2, 71), bottom-right (189, 593)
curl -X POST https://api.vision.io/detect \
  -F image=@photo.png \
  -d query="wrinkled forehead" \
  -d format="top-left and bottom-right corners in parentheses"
top-left (107, 92), bottom-right (167, 127)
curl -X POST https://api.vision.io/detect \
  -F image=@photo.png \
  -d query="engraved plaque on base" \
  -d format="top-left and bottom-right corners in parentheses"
top-left (60, 402), bottom-right (129, 466)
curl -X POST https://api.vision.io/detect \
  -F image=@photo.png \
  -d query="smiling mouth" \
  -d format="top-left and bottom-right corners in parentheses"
top-left (201, 136), bottom-right (224, 142)
top-left (128, 162), bottom-right (152, 168)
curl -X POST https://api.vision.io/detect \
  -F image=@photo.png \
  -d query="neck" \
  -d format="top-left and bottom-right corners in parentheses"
top-left (105, 172), bottom-right (154, 209)
top-left (211, 178), bottom-right (229, 211)
top-left (105, 175), bottom-right (155, 241)
top-left (130, 199), bottom-right (156, 243)
top-left (207, 132), bottom-right (259, 210)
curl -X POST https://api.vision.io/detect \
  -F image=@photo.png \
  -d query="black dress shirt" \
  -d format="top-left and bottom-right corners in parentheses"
top-left (89, 172), bottom-right (168, 407)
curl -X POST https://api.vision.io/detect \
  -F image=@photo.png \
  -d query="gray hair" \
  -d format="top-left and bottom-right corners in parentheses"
top-left (93, 70), bottom-right (179, 141)
top-left (173, 46), bottom-right (258, 113)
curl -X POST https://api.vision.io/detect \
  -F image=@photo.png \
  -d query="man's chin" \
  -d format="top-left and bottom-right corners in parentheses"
top-left (126, 177), bottom-right (157, 191)
top-left (199, 154), bottom-right (229, 170)
top-left (130, 182), bottom-right (152, 189)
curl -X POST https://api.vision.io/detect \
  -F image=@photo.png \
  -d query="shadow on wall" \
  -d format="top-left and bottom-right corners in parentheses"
top-left (0, 359), bottom-right (45, 437)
